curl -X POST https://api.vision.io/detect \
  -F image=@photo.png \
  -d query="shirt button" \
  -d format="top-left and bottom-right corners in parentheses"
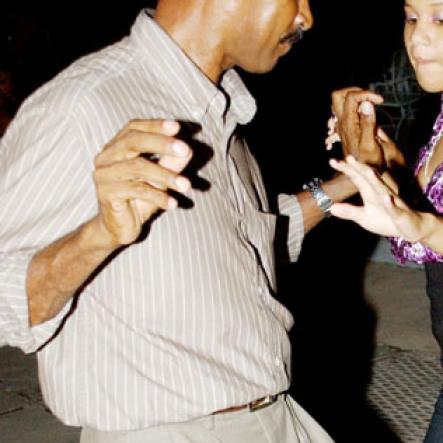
top-left (191, 109), bottom-right (201, 120)
top-left (275, 357), bottom-right (283, 367)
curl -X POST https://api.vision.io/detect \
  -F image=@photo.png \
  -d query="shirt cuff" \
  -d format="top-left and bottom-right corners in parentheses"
top-left (0, 249), bottom-right (71, 353)
top-left (278, 194), bottom-right (305, 262)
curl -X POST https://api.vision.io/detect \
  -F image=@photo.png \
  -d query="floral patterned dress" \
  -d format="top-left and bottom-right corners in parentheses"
top-left (390, 98), bottom-right (443, 264)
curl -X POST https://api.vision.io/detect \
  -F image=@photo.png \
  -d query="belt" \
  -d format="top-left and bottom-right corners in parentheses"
top-left (212, 394), bottom-right (279, 415)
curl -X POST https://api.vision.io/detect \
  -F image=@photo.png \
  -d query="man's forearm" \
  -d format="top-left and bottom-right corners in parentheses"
top-left (26, 216), bottom-right (118, 326)
top-left (298, 173), bottom-right (357, 233)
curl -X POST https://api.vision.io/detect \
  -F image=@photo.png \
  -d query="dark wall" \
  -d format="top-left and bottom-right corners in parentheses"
top-left (1, 1), bottom-right (153, 100)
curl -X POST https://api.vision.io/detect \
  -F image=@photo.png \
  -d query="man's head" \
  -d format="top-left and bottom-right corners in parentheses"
top-left (221, 0), bottom-right (314, 74)
top-left (155, 0), bottom-right (313, 81)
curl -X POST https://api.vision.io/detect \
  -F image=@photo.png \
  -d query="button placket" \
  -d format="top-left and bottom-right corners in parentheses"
top-left (255, 272), bottom-right (283, 377)
top-left (197, 112), bottom-right (238, 213)
top-left (274, 357), bottom-right (283, 368)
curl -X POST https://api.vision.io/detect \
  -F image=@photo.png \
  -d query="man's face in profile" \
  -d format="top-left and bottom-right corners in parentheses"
top-left (223, 0), bottom-right (313, 74)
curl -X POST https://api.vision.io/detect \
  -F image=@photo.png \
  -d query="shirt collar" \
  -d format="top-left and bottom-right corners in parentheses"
top-left (129, 9), bottom-right (256, 125)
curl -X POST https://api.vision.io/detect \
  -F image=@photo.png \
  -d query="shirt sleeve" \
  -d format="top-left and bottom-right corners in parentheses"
top-left (0, 94), bottom-right (96, 353)
top-left (0, 250), bottom-right (72, 352)
top-left (277, 193), bottom-right (305, 262)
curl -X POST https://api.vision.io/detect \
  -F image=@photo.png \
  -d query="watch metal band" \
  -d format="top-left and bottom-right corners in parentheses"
top-left (303, 178), bottom-right (333, 216)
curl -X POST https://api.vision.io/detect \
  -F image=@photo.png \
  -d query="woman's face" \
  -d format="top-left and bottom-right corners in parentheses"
top-left (404, 0), bottom-right (443, 92)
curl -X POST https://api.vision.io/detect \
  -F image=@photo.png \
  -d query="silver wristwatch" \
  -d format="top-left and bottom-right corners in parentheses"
top-left (303, 178), bottom-right (333, 216)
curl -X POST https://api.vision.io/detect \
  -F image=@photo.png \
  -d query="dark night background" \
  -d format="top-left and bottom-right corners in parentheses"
top-left (1, 1), bottom-right (440, 441)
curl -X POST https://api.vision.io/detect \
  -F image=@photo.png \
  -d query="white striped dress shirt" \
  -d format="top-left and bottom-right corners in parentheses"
top-left (0, 10), bottom-right (305, 431)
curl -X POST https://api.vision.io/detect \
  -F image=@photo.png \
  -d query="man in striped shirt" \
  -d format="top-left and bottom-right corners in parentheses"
top-left (0, 0), bottom-right (365, 442)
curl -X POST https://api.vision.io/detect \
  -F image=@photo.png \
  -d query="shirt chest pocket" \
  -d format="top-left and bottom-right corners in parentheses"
top-left (239, 206), bottom-right (277, 291)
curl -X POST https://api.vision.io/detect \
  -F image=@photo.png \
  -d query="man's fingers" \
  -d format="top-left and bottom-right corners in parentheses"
top-left (340, 94), bottom-right (382, 138)
top-left (112, 131), bottom-right (189, 158)
top-left (94, 158), bottom-right (191, 194)
top-left (101, 181), bottom-right (176, 211)
top-left (117, 119), bottom-right (180, 138)
top-left (96, 131), bottom-right (191, 167)
top-left (99, 182), bottom-right (177, 245)
top-left (358, 101), bottom-right (376, 143)
top-left (331, 87), bottom-right (362, 117)
top-left (358, 101), bottom-right (383, 165)
top-left (332, 88), bottom-right (383, 118)
top-left (158, 150), bottom-right (193, 173)
top-left (344, 91), bottom-right (384, 115)
top-left (335, 92), bottom-right (382, 160)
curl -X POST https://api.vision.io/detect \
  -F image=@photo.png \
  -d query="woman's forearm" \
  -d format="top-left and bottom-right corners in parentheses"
top-left (416, 212), bottom-right (443, 256)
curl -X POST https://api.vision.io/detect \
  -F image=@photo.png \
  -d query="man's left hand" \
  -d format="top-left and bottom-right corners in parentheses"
top-left (331, 87), bottom-right (386, 166)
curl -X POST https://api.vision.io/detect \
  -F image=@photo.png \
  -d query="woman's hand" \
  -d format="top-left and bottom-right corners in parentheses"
top-left (329, 156), bottom-right (423, 241)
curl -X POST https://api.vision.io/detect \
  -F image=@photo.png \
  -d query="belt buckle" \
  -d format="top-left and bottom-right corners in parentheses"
top-left (248, 395), bottom-right (277, 412)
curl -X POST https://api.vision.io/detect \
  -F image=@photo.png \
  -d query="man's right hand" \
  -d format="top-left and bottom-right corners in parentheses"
top-left (27, 119), bottom-right (193, 325)
top-left (93, 119), bottom-right (193, 246)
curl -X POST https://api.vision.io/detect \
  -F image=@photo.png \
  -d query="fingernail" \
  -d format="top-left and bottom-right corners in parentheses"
top-left (173, 141), bottom-right (189, 157)
top-left (359, 101), bottom-right (373, 116)
top-left (175, 176), bottom-right (190, 192)
top-left (163, 121), bottom-right (179, 133)
top-left (377, 128), bottom-right (388, 141)
top-left (168, 197), bottom-right (178, 209)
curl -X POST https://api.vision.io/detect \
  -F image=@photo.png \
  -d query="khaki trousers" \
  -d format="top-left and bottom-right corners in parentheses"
top-left (80, 394), bottom-right (334, 443)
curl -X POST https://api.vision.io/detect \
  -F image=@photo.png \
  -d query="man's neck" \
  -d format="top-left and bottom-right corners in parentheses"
top-left (154, 4), bottom-right (230, 84)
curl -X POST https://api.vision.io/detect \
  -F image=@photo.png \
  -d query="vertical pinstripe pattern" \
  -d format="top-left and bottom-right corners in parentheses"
top-left (0, 10), bottom-right (305, 431)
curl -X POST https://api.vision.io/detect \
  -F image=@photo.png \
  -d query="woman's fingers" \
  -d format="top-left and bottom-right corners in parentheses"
top-left (329, 202), bottom-right (363, 222)
top-left (330, 156), bottom-right (392, 198)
